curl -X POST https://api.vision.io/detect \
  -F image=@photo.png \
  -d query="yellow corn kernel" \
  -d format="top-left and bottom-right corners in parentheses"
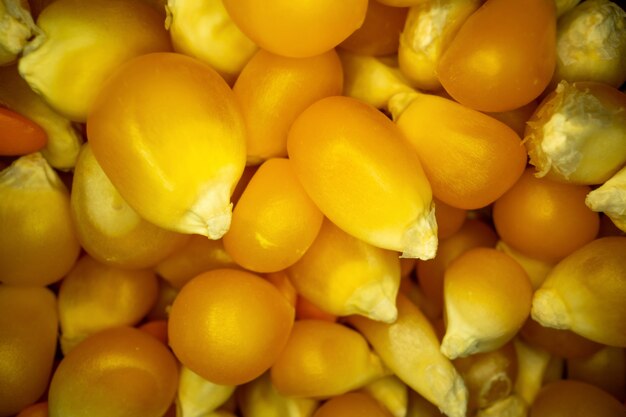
top-left (58, 255), bottom-right (159, 354)
top-left (295, 295), bottom-right (337, 323)
top-left (339, 0), bottom-right (407, 56)
top-left (417, 219), bottom-right (498, 319)
top-left (234, 49), bottom-right (342, 164)
top-left (288, 218), bottom-right (401, 323)
top-left (524, 81), bottom-right (626, 185)
top-left (0, 65), bottom-right (81, 170)
top-left (313, 392), bottom-right (392, 417)
top-left (531, 237), bottom-right (626, 347)
top-left (238, 372), bottom-right (318, 417)
top-left (350, 294), bottom-right (468, 417)
top-left (0, 153), bottom-right (80, 286)
top-left (71, 144), bottom-right (189, 270)
top-left (395, 93), bottom-right (527, 210)
top-left (288, 96), bottom-right (437, 259)
top-left (520, 318), bottom-right (602, 360)
top-left (147, 278), bottom-right (179, 321)
top-left (271, 320), bottom-right (388, 398)
top-left (339, 51), bottom-right (415, 110)
top-left (19, 0), bottom-right (171, 122)
top-left (166, 0), bottom-right (257, 85)
top-left (399, 275), bottom-right (441, 321)
top-left (223, 159), bottom-right (323, 273)
top-left (543, 355), bottom-right (565, 385)
top-left (553, 0), bottom-right (626, 88)
top-left (376, 0), bottom-right (429, 7)
top-left (155, 235), bottom-right (238, 289)
top-left (222, 0), bottom-right (367, 58)
top-left (177, 366), bottom-right (235, 417)
top-left (441, 248), bottom-right (533, 359)
top-left (475, 394), bottom-right (527, 417)
top-left (87, 52), bottom-right (247, 239)
top-left (0, 286), bottom-right (57, 417)
top-left (495, 241), bottom-right (555, 290)
top-left (555, 0), bottom-right (581, 16)
top-left (0, 0), bottom-right (38, 65)
top-left (398, 0), bottom-right (480, 91)
top-left (266, 270), bottom-right (298, 307)
top-left (512, 338), bottom-right (552, 406)
top-left (530, 380), bottom-right (625, 417)
top-left (586, 165), bottom-right (626, 233)
top-left (362, 376), bottom-right (409, 417)
top-left (453, 342), bottom-right (518, 413)
top-left (568, 346), bottom-right (625, 401)
top-left (493, 168), bottom-right (600, 262)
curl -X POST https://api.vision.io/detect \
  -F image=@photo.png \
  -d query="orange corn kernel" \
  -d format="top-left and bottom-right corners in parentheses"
top-left (395, 93), bottom-right (527, 210)
top-left (493, 168), bottom-right (600, 262)
top-left (520, 318), bottom-right (602, 360)
top-left (434, 198), bottom-right (466, 240)
top-left (568, 346), bottom-right (626, 402)
top-left (0, 107), bottom-right (47, 156)
top-left (438, 0), bottom-right (556, 112)
top-left (295, 296), bottom-right (337, 323)
top-left (138, 320), bottom-right (169, 346)
top-left (16, 402), bottom-right (48, 417)
top-left (313, 392), bottom-right (393, 417)
top-left (265, 270), bottom-right (298, 307)
top-left (530, 380), bottom-right (625, 417)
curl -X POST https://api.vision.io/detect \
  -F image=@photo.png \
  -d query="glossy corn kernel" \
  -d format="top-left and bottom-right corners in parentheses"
top-left (362, 376), bottom-right (409, 417)
top-left (520, 318), bottom-right (602, 360)
top-left (166, 0), bottom-right (257, 85)
top-left (271, 320), bottom-right (388, 398)
top-left (0, 65), bottom-right (82, 170)
top-left (222, 0), bottom-right (367, 58)
top-left (288, 96), bottom-right (437, 259)
top-left (48, 327), bottom-right (179, 417)
top-left (530, 380), bottom-right (625, 417)
top-left (169, 269), bottom-right (294, 385)
top-left (568, 346), bottom-right (626, 401)
top-left (417, 219), bottom-right (498, 318)
top-left (531, 237), bottom-right (626, 347)
top-left (512, 338), bottom-right (552, 406)
top-left (87, 52), bottom-right (246, 239)
top-left (313, 392), bottom-right (392, 417)
top-left (223, 158), bottom-right (323, 272)
top-left (350, 294), bottom-right (468, 417)
top-left (453, 342), bottom-right (518, 413)
top-left (71, 144), bottom-right (189, 269)
top-left (586, 165), bottom-right (626, 233)
top-left (176, 365), bottom-right (235, 417)
top-left (288, 218), bottom-right (401, 323)
top-left (58, 255), bottom-right (159, 354)
top-left (339, 0), bottom-right (407, 56)
top-left (19, 0), bottom-right (171, 122)
top-left (234, 50), bottom-right (343, 164)
top-left (398, 0), bottom-right (480, 91)
top-left (441, 248), bottom-right (533, 359)
top-left (495, 241), bottom-right (555, 290)
top-left (438, 0), bottom-right (556, 112)
top-left (0, 286), bottom-right (57, 417)
top-left (0, 153), bottom-right (80, 286)
top-left (493, 168), bottom-right (600, 262)
top-left (395, 93), bottom-right (527, 210)
top-left (0, 0), bottom-right (38, 65)
top-left (524, 81), bottom-right (626, 185)
top-left (295, 295), bottom-right (337, 322)
top-left (553, 0), bottom-right (626, 88)
top-left (238, 372), bottom-right (318, 417)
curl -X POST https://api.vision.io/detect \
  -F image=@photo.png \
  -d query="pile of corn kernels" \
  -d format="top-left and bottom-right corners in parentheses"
top-left (1, 0), bottom-right (626, 416)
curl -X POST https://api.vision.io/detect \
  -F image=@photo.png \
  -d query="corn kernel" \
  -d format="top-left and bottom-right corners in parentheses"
top-left (586, 165), bottom-right (626, 233)
top-left (568, 346), bottom-right (626, 401)
top-left (176, 366), bottom-right (235, 417)
top-left (512, 338), bottom-right (552, 406)
top-left (495, 241), bottom-right (555, 290)
top-left (530, 380), bottom-right (625, 417)
top-left (362, 376), bottom-right (409, 417)
top-left (475, 394), bottom-right (527, 417)
top-left (238, 372), bottom-right (318, 417)
top-left (0, 0), bottom-right (37, 65)
top-left (313, 392), bottom-right (392, 417)
top-left (520, 318), bottom-right (602, 359)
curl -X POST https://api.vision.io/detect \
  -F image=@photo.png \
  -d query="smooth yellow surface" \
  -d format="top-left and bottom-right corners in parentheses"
top-left (238, 372), bottom-right (318, 417)
top-left (313, 392), bottom-right (393, 417)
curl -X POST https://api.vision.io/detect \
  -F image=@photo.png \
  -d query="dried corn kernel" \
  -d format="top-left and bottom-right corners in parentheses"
top-left (495, 241), bottom-right (555, 290)
top-left (71, 144), bottom-right (189, 270)
top-left (568, 346), bottom-right (626, 401)
top-left (288, 218), bottom-right (401, 323)
top-left (48, 327), bottom-right (179, 417)
top-left (362, 376), bottom-right (409, 417)
top-left (553, 0), bottom-right (626, 88)
top-left (530, 380), bottom-right (625, 417)
top-left (586, 165), bottom-right (626, 233)
top-left (223, 158), bottom-right (323, 272)
top-left (433, 198), bottom-right (466, 240)
top-left (176, 366), bottom-right (235, 417)
top-left (313, 392), bottom-right (392, 417)
top-left (288, 96), bottom-right (436, 259)
top-left (166, 0), bottom-right (257, 85)
top-left (398, 0), bottom-right (480, 91)
top-left (493, 168), bottom-right (600, 262)
top-left (222, 0), bottom-right (368, 58)
top-left (485, 100), bottom-right (538, 138)
top-left (15, 402), bottom-right (48, 417)
top-left (350, 294), bottom-right (468, 417)
top-left (441, 248), bottom-right (532, 359)
top-left (0, 153), bottom-right (80, 286)
top-left (512, 338), bottom-right (552, 406)
top-left (0, 286), bottom-right (57, 417)
top-left (475, 394), bottom-right (527, 417)
top-left (0, 0), bottom-right (38, 65)
top-left (520, 318), bottom-right (602, 359)
top-left (19, 0), bottom-right (171, 122)
top-left (438, 0), bottom-right (556, 112)
top-left (295, 295), bottom-right (337, 322)
top-left (524, 81), bottom-right (626, 185)
top-left (395, 93), bottom-right (527, 210)
top-left (271, 320), bottom-right (388, 398)
top-left (555, 0), bottom-right (581, 16)
top-left (238, 372), bottom-right (318, 417)
top-left (234, 49), bottom-right (343, 164)
top-left (87, 52), bottom-right (246, 239)
top-left (406, 390), bottom-right (445, 417)
top-left (531, 237), bottom-right (626, 347)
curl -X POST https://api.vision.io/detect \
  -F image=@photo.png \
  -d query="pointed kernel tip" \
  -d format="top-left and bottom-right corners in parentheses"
top-left (440, 333), bottom-right (479, 360)
top-left (401, 205), bottom-right (438, 260)
top-left (531, 289), bottom-right (571, 330)
top-left (367, 297), bottom-right (398, 324)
